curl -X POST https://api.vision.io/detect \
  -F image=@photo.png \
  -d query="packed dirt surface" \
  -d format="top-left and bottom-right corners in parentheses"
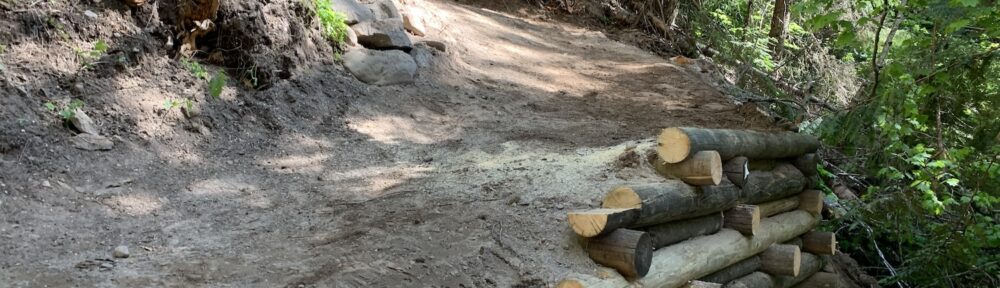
top-left (1, 0), bottom-right (775, 287)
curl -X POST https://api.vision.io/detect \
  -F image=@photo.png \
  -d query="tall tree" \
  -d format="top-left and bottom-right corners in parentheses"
top-left (768, 0), bottom-right (790, 55)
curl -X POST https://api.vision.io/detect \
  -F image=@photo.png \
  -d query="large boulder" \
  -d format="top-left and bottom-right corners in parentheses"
top-left (352, 19), bottom-right (412, 50)
top-left (331, 0), bottom-right (374, 24)
top-left (343, 49), bottom-right (416, 85)
top-left (365, 0), bottom-right (401, 20)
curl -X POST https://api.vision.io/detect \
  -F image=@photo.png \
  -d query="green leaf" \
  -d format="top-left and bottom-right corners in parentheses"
top-left (94, 39), bottom-right (108, 53)
top-left (945, 19), bottom-right (971, 34)
top-left (208, 71), bottom-right (227, 99)
top-left (44, 102), bottom-right (57, 111)
top-left (944, 178), bottom-right (960, 186)
top-left (952, 0), bottom-right (979, 7)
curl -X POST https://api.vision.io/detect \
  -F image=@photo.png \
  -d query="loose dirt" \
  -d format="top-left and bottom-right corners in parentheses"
top-left (1, 0), bottom-right (774, 287)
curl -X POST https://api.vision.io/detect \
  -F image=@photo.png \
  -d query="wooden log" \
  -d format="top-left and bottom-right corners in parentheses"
top-left (742, 164), bottom-right (806, 204)
top-left (759, 244), bottom-right (801, 277)
top-left (656, 127), bottom-right (820, 163)
top-left (645, 212), bottom-right (724, 248)
top-left (773, 253), bottom-right (823, 288)
top-left (699, 256), bottom-right (761, 284)
top-left (557, 210), bottom-right (820, 288)
top-left (758, 196), bottom-right (799, 217)
top-left (724, 204), bottom-right (760, 235)
top-left (791, 272), bottom-right (845, 288)
top-left (724, 271), bottom-right (774, 288)
top-left (567, 208), bottom-right (639, 237)
top-left (685, 280), bottom-right (724, 288)
top-left (793, 154), bottom-right (818, 176)
top-left (723, 156), bottom-right (750, 188)
top-left (832, 185), bottom-right (858, 200)
top-left (801, 231), bottom-right (837, 255)
top-left (602, 180), bottom-right (742, 227)
top-left (652, 150), bottom-right (724, 185)
top-left (585, 229), bottom-right (653, 278)
top-left (797, 190), bottom-right (824, 215)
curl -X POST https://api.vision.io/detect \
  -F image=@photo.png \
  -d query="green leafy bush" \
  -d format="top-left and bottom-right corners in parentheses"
top-left (44, 99), bottom-right (85, 121)
top-left (314, 0), bottom-right (350, 45)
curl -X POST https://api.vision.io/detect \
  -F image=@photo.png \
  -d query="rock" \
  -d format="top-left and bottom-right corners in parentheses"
top-left (41, 180), bottom-right (52, 188)
top-left (332, 0), bottom-right (374, 25)
top-left (83, 10), bottom-right (98, 18)
top-left (70, 109), bottom-right (100, 135)
top-left (345, 26), bottom-right (359, 47)
top-left (71, 134), bottom-right (114, 151)
top-left (409, 44), bottom-right (434, 68)
top-left (422, 40), bottom-right (446, 52)
top-left (343, 49), bottom-right (416, 85)
top-left (366, 0), bottom-right (401, 20)
top-left (113, 245), bottom-right (130, 258)
top-left (352, 19), bottom-right (412, 50)
top-left (401, 11), bottom-right (427, 36)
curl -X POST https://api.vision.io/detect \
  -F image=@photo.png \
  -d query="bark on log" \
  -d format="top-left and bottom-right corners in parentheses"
top-left (585, 229), bottom-right (653, 278)
top-left (652, 150), bottom-right (724, 185)
top-left (793, 154), bottom-right (818, 176)
top-left (724, 271), bottom-right (774, 288)
top-left (602, 180), bottom-right (742, 227)
top-left (656, 127), bottom-right (820, 163)
top-left (791, 272), bottom-right (845, 288)
top-left (699, 256), bottom-right (761, 284)
top-left (567, 208), bottom-right (639, 237)
top-left (685, 280), bottom-right (724, 288)
top-left (723, 156), bottom-right (750, 188)
top-left (742, 164), bottom-right (806, 204)
top-left (645, 212), bottom-right (724, 248)
top-left (801, 231), bottom-right (837, 255)
top-left (798, 190), bottom-right (824, 215)
top-left (758, 196), bottom-right (799, 217)
top-left (558, 210), bottom-right (820, 288)
top-left (724, 204), bottom-right (760, 235)
top-left (773, 253), bottom-right (823, 288)
top-left (759, 244), bottom-right (801, 277)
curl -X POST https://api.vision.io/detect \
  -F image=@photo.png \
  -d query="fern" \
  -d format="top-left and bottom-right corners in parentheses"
top-left (314, 0), bottom-right (349, 45)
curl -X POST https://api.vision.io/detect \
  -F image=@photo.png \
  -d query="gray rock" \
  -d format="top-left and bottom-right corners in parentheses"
top-left (366, 0), bottom-right (401, 20)
top-left (352, 19), bottom-right (412, 50)
top-left (343, 49), bottom-right (416, 85)
top-left (70, 109), bottom-right (100, 135)
top-left (345, 26), bottom-right (359, 47)
top-left (409, 44), bottom-right (434, 68)
top-left (331, 0), bottom-right (374, 25)
top-left (71, 133), bottom-right (114, 151)
top-left (113, 245), bottom-right (129, 258)
top-left (402, 11), bottom-right (427, 36)
top-left (422, 40), bottom-right (446, 52)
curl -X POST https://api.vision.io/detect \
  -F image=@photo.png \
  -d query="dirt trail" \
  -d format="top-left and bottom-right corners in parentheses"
top-left (1, 1), bottom-right (772, 287)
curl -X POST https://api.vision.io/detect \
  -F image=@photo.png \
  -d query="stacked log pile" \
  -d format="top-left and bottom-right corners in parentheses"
top-left (561, 127), bottom-right (847, 288)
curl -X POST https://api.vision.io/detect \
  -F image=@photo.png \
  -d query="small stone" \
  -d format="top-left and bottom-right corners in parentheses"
top-left (330, 0), bottom-right (374, 24)
top-left (402, 11), bottom-right (427, 36)
top-left (113, 245), bottom-right (130, 258)
top-left (41, 180), bottom-right (52, 188)
top-left (422, 40), bottom-right (446, 52)
top-left (71, 134), bottom-right (114, 151)
top-left (70, 110), bottom-right (100, 135)
top-left (352, 19), bottom-right (412, 50)
top-left (345, 26), bottom-right (359, 47)
top-left (83, 10), bottom-right (98, 18)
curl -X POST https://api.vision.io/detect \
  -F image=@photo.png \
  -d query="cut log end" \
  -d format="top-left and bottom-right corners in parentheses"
top-left (602, 186), bottom-right (642, 209)
top-left (761, 244), bottom-right (802, 277)
top-left (651, 150), bottom-right (723, 185)
top-left (567, 208), bottom-right (638, 237)
top-left (555, 279), bottom-right (585, 288)
top-left (657, 127), bottom-right (692, 163)
top-left (801, 231), bottom-right (837, 255)
top-left (723, 156), bottom-right (750, 188)
top-left (586, 229), bottom-right (653, 277)
top-left (724, 204), bottom-right (761, 235)
top-left (798, 190), bottom-right (824, 215)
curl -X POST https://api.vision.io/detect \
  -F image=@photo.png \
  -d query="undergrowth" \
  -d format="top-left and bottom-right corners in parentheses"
top-left (314, 0), bottom-right (349, 46)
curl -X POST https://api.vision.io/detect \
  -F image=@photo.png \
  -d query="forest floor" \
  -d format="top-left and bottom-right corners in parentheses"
top-left (1, 0), bottom-right (779, 287)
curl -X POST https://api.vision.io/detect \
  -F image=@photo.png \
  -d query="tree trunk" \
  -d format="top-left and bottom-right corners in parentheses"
top-left (685, 280), bottom-right (724, 288)
top-left (768, 0), bottom-right (791, 56)
top-left (700, 256), bottom-right (761, 284)
top-left (645, 212), bottom-right (724, 248)
top-left (792, 154), bottom-right (818, 176)
top-left (773, 253), bottom-right (824, 288)
top-left (725, 204), bottom-right (761, 235)
top-left (603, 180), bottom-right (743, 227)
top-left (723, 156), bottom-right (750, 188)
top-left (558, 211), bottom-right (820, 288)
top-left (585, 229), bottom-right (653, 278)
top-left (743, 164), bottom-right (807, 204)
top-left (790, 272), bottom-right (846, 288)
top-left (759, 244), bottom-right (801, 276)
top-left (800, 231), bottom-right (837, 255)
top-left (567, 208), bottom-right (640, 237)
top-left (652, 150), bottom-right (723, 186)
top-left (724, 271), bottom-right (774, 288)
top-left (657, 127), bottom-right (820, 163)
top-left (758, 196), bottom-right (800, 217)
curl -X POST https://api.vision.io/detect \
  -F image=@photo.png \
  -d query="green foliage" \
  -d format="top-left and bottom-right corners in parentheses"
top-left (44, 99), bottom-right (85, 121)
top-left (314, 0), bottom-right (350, 45)
top-left (75, 40), bottom-right (109, 70)
top-left (183, 58), bottom-right (209, 80)
top-left (163, 98), bottom-right (194, 111)
top-left (208, 71), bottom-right (227, 99)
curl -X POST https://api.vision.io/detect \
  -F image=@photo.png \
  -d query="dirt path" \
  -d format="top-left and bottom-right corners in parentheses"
top-left (1, 1), bottom-right (771, 287)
